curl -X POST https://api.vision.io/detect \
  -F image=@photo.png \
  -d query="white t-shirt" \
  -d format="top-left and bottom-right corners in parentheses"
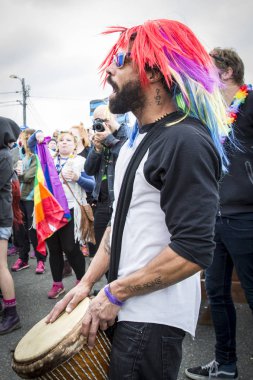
top-left (110, 114), bottom-right (220, 336)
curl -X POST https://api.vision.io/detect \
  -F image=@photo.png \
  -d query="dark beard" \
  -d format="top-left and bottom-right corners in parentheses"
top-left (108, 78), bottom-right (145, 114)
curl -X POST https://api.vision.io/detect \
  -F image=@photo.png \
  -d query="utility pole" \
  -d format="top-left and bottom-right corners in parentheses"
top-left (9, 75), bottom-right (30, 127)
top-left (21, 78), bottom-right (27, 126)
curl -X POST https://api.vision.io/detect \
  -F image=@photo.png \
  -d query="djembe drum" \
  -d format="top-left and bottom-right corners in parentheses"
top-left (12, 297), bottom-right (111, 379)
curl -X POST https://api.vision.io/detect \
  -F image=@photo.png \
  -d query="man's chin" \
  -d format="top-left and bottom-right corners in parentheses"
top-left (109, 94), bottom-right (129, 114)
top-left (108, 91), bottom-right (116, 103)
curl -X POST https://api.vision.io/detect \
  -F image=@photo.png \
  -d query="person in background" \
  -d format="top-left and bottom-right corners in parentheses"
top-left (70, 123), bottom-right (91, 158)
top-left (47, 138), bottom-right (57, 152)
top-left (69, 123), bottom-right (92, 257)
top-left (8, 132), bottom-right (27, 257)
top-left (84, 105), bottom-right (129, 255)
top-left (52, 129), bottom-right (60, 140)
top-left (31, 131), bottom-right (95, 299)
top-left (185, 48), bottom-right (253, 380)
top-left (11, 129), bottom-right (47, 274)
top-left (7, 141), bottom-right (23, 257)
top-left (46, 19), bottom-right (229, 379)
top-left (0, 116), bottom-right (21, 335)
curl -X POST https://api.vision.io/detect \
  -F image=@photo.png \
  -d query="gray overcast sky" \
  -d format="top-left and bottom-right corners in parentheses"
top-left (0, 0), bottom-right (252, 134)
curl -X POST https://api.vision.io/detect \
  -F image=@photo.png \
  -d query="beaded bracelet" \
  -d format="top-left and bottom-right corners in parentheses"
top-left (104, 284), bottom-right (125, 307)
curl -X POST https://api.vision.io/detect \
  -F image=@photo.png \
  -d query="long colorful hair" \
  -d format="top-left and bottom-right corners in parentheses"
top-left (99, 19), bottom-right (229, 169)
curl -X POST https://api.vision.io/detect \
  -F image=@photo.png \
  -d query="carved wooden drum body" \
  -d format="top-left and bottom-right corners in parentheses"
top-left (12, 298), bottom-right (111, 379)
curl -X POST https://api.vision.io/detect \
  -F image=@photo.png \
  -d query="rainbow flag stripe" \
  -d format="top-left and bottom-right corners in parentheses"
top-left (34, 155), bottom-right (69, 255)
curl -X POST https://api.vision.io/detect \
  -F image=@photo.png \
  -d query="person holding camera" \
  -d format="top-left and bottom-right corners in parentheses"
top-left (84, 104), bottom-right (129, 254)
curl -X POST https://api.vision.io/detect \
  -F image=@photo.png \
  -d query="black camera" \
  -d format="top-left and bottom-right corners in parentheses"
top-left (92, 118), bottom-right (105, 132)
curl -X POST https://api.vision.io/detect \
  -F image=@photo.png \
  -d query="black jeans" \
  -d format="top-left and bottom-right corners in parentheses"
top-left (87, 202), bottom-right (112, 257)
top-left (109, 321), bottom-right (185, 380)
top-left (205, 216), bottom-right (253, 364)
top-left (46, 208), bottom-right (86, 282)
top-left (94, 202), bottom-right (112, 248)
top-left (18, 200), bottom-right (46, 262)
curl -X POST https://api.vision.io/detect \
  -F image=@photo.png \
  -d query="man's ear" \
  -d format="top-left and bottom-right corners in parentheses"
top-left (147, 69), bottom-right (163, 83)
top-left (220, 67), bottom-right (233, 81)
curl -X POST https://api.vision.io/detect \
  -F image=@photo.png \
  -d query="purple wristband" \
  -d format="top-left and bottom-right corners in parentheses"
top-left (104, 284), bottom-right (125, 307)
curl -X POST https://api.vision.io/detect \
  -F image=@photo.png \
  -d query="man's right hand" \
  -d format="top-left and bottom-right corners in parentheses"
top-left (45, 282), bottom-right (91, 323)
top-left (92, 135), bottom-right (103, 152)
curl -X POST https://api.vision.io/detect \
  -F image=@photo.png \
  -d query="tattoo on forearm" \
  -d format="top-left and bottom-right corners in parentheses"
top-left (126, 276), bottom-right (163, 294)
top-left (155, 88), bottom-right (161, 105)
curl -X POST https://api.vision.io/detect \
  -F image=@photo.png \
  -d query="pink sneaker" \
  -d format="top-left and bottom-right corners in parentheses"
top-left (35, 261), bottom-right (45, 274)
top-left (11, 258), bottom-right (29, 272)
top-left (7, 246), bottom-right (19, 256)
top-left (48, 284), bottom-right (65, 299)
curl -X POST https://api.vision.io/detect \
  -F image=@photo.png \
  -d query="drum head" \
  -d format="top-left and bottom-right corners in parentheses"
top-left (14, 297), bottom-right (90, 363)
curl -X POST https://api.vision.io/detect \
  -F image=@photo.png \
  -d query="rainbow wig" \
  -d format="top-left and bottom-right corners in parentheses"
top-left (99, 19), bottom-right (229, 169)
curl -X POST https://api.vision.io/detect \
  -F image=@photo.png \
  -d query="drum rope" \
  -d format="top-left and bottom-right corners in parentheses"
top-left (64, 358), bottom-right (83, 380)
top-left (77, 350), bottom-right (100, 379)
top-left (99, 332), bottom-right (112, 352)
top-left (96, 334), bottom-right (111, 364)
top-left (54, 367), bottom-right (68, 380)
top-left (89, 349), bottom-right (108, 378)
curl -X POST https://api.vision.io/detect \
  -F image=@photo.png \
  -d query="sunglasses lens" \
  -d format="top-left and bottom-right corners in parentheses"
top-left (113, 52), bottom-right (131, 68)
top-left (116, 52), bottom-right (125, 68)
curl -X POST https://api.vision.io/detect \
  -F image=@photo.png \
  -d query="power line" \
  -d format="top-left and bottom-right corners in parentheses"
top-left (27, 99), bottom-right (49, 129)
top-left (0, 100), bottom-right (20, 104)
top-left (0, 104), bottom-right (19, 108)
top-left (0, 91), bottom-right (21, 95)
top-left (30, 95), bottom-right (85, 101)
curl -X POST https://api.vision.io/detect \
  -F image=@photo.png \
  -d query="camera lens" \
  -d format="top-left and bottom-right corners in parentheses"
top-left (93, 119), bottom-right (105, 132)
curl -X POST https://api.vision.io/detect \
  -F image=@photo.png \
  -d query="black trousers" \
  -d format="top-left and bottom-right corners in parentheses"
top-left (205, 216), bottom-right (253, 364)
top-left (18, 200), bottom-right (46, 262)
top-left (88, 202), bottom-right (112, 257)
top-left (95, 202), bottom-right (112, 248)
top-left (109, 321), bottom-right (185, 380)
top-left (46, 209), bottom-right (86, 282)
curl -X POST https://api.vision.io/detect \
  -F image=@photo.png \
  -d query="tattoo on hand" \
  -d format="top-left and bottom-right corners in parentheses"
top-left (155, 88), bottom-right (161, 105)
top-left (126, 276), bottom-right (163, 294)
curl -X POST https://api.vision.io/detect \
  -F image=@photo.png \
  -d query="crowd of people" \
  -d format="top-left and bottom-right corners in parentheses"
top-left (0, 108), bottom-right (129, 333)
top-left (0, 17), bottom-right (252, 380)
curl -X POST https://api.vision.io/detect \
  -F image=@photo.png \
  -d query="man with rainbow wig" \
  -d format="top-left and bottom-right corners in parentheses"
top-left (47, 19), bottom-right (229, 379)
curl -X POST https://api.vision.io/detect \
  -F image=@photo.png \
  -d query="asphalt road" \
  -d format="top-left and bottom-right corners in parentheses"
top-left (1, 255), bottom-right (252, 380)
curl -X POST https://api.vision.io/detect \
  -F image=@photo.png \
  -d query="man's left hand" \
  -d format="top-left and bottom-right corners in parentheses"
top-left (81, 288), bottom-right (120, 349)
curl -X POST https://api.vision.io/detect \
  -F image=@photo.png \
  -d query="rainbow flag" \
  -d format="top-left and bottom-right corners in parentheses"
top-left (34, 155), bottom-right (69, 255)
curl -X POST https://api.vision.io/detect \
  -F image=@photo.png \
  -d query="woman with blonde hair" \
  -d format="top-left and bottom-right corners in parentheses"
top-left (70, 123), bottom-right (91, 158)
top-left (30, 130), bottom-right (95, 298)
top-left (69, 123), bottom-right (93, 257)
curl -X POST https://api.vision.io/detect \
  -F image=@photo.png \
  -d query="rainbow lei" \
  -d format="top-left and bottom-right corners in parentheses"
top-left (227, 84), bottom-right (252, 127)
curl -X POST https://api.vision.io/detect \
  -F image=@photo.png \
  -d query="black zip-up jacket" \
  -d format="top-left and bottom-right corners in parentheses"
top-left (84, 123), bottom-right (129, 204)
top-left (220, 90), bottom-right (253, 216)
top-left (0, 117), bottom-right (20, 227)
